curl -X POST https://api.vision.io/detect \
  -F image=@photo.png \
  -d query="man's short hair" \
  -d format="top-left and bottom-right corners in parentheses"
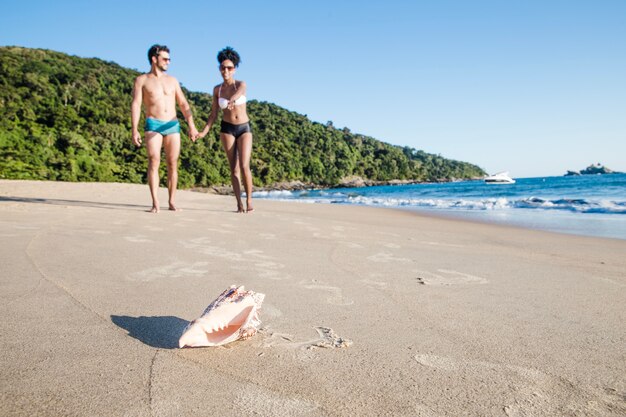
top-left (148, 44), bottom-right (170, 64)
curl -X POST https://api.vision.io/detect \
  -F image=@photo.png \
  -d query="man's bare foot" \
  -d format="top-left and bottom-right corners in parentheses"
top-left (148, 206), bottom-right (159, 214)
top-left (246, 204), bottom-right (254, 213)
top-left (236, 203), bottom-right (245, 213)
top-left (169, 204), bottom-right (182, 212)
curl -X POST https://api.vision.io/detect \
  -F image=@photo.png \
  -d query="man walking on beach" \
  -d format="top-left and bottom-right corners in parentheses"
top-left (131, 44), bottom-right (198, 213)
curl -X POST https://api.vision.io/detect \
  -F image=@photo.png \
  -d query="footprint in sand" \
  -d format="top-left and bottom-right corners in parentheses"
top-left (376, 231), bottom-right (400, 238)
top-left (182, 239), bottom-right (288, 280)
top-left (247, 251), bottom-right (288, 273)
top-left (331, 225), bottom-right (350, 238)
top-left (590, 275), bottom-right (626, 288)
top-left (414, 353), bottom-right (541, 378)
top-left (340, 241), bottom-right (364, 249)
top-left (382, 242), bottom-right (401, 249)
top-left (180, 238), bottom-right (243, 261)
top-left (124, 235), bottom-right (153, 243)
top-left (314, 231), bottom-right (346, 239)
top-left (367, 252), bottom-right (411, 263)
top-left (415, 240), bottom-right (464, 248)
top-left (359, 278), bottom-right (388, 290)
top-left (230, 263), bottom-right (289, 281)
top-left (262, 326), bottom-right (353, 350)
top-left (416, 269), bottom-right (488, 285)
top-left (300, 280), bottom-right (353, 305)
top-left (413, 353), bottom-right (625, 416)
top-left (236, 387), bottom-right (320, 415)
top-left (255, 261), bottom-right (285, 270)
top-left (293, 220), bottom-right (311, 226)
top-left (292, 220), bottom-right (317, 230)
top-left (259, 303), bottom-right (283, 319)
top-left (257, 270), bottom-right (289, 281)
top-left (413, 353), bottom-right (459, 371)
top-left (244, 249), bottom-right (273, 260)
top-left (129, 261), bottom-right (209, 282)
top-left (204, 227), bottom-right (235, 235)
top-left (255, 262), bottom-right (289, 281)
top-left (13, 225), bottom-right (40, 230)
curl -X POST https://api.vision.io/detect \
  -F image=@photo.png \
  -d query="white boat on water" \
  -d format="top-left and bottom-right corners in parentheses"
top-left (485, 171), bottom-right (516, 184)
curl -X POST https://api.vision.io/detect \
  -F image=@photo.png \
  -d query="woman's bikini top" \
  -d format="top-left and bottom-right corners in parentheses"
top-left (218, 82), bottom-right (247, 110)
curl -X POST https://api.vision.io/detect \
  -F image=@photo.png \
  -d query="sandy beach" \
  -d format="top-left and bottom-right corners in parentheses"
top-left (1, 179), bottom-right (624, 416)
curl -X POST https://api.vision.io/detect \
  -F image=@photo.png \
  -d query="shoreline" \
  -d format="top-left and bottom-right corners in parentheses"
top-left (413, 206), bottom-right (626, 241)
top-left (248, 174), bottom-right (626, 241)
top-left (1, 179), bottom-right (625, 416)
top-left (247, 196), bottom-right (626, 242)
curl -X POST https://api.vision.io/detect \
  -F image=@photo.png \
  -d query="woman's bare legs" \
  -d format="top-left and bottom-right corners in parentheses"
top-left (221, 133), bottom-right (245, 212)
top-left (237, 132), bottom-right (254, 212)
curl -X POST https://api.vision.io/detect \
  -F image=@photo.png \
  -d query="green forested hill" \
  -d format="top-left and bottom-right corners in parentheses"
top-left (0, 46), bottom-right (486, 188)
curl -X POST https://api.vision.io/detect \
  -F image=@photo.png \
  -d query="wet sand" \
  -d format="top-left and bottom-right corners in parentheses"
top-left (1, 180), bottom-right (625, 416)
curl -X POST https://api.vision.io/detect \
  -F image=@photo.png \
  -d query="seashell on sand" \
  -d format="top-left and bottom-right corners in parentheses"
top-left (179, 285), bottom-right (265, 348)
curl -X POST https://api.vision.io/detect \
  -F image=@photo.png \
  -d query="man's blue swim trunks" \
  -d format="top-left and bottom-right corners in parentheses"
top-left (145, 118), bottom-right (181, 136)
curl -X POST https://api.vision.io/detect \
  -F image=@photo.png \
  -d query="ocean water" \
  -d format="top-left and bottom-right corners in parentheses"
top-left (253, 174), bottom-right (626, 240)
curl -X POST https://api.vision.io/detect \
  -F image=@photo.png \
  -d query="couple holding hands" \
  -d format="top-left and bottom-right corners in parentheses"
top-left (131, 45), bottom-right (253, 214)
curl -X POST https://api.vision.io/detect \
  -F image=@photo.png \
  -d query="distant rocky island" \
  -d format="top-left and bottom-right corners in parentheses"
top-left (565, 163), bottom-right (623, 176)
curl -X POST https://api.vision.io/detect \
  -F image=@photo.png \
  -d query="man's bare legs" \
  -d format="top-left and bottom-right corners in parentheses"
top-left (145, 132), bottom-right (163, 213)
top-left (221, 133), bottom-right (245, 213)
top-left (163, 133), bottom-right (181, 211)
top-left (237, 132), bottom-right (254, 212)
top-left (145, 132), bottom-right (181, 213)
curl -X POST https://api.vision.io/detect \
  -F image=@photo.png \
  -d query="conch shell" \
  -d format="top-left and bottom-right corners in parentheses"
top-left (179, 286), bottom-right (265, 348)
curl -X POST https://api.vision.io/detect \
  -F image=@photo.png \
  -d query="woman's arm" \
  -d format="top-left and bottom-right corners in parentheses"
top-left (198, 86), bottom-right (221, 138)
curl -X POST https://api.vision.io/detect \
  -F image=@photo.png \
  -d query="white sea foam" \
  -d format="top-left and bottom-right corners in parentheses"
top-left (515, 197), bottom-right (626, 214)
top-left (253, 190), bottom-right (296, 198)
top-left (344, 195), bottom-right (518, 211)
top-left (254, 192), bottom-right (626, 214)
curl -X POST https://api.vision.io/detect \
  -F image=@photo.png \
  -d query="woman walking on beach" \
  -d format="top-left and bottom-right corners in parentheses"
top-left (197, 47), bottom-right (254, 213)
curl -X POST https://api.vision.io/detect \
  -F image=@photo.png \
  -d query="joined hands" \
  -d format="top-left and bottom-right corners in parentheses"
top-left (189, 125), bottom-right (201, 142)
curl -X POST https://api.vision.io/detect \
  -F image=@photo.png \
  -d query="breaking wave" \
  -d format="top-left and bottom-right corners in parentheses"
top-left (253, 192), bottom-right (626, 214)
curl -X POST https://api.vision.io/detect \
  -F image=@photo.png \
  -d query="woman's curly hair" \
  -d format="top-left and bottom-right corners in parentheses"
top-left (217, 46), bottom-right (241, 67)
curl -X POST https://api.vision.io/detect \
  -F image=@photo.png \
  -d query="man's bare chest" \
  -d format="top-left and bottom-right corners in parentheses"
top-left (143, 79), bottom-right (176, 99)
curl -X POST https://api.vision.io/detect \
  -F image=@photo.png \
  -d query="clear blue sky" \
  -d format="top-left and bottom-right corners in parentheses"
top-left (2, 0), bottom-right (625, 178)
